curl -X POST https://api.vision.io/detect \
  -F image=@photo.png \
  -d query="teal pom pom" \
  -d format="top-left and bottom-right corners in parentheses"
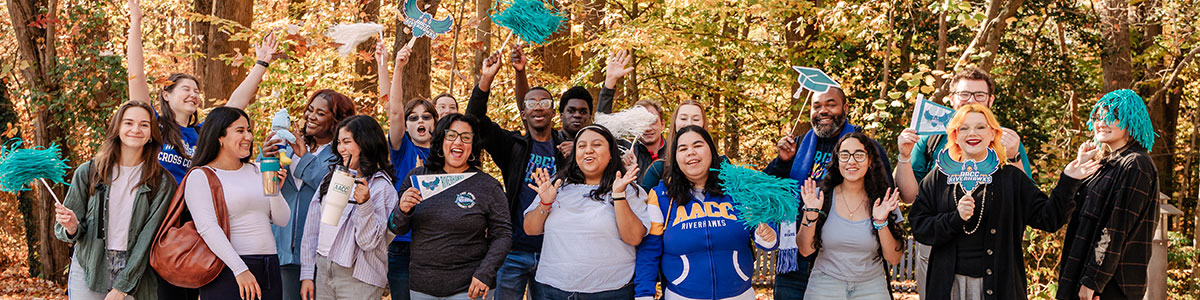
top-left (0, 139), bottom-right (71, 193)
top-left (490, 0), bottom-right (565, 45)
top-left (716, 161), bottom-right (800, 229)
top-left (1087, 89), bottom-right (1156, 151)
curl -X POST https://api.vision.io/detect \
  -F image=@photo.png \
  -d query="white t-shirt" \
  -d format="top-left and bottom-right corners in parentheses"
top-left (184, 164), bottom-right (290, 275)
top-left (106, 164), bottom-right (142, 251)
top-left (524, 183), bottom-right (651, 293)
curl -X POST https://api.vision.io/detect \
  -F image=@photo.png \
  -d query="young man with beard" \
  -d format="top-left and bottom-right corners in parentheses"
top-left (892, 67), bottom-right (1033, 298)
top-left (763, 86), bottom-right (893, 299)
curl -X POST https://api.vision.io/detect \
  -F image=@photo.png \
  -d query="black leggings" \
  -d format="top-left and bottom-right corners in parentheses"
top-left (200, 255), bottom-right (283, 300)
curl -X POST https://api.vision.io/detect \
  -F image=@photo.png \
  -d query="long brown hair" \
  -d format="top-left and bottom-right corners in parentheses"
top-left (157, 73), bottom-right (200, 160)
top-left (91, 101), bottom-right (168, 193)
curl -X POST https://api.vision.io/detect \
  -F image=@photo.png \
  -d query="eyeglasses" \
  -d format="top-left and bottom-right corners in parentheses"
top-left (837, 150), bottom-right (868, 163)
top-left (952, 91), bottom-right (991, 103)
top-left (525, 99), bottom-right (553, 110)
top-left (406, 114), bottom-right (435, 122)
top-left (445, 129), bottom-right (475, 144)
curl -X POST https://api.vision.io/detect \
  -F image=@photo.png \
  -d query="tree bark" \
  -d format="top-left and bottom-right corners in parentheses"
top-left (354, 0), bottom-right (382, 95)
top-left (785, 1), bottom-right (819, 127)
top-left (6, 0), bottom-right (71, 283)
top-left (193, 0), bottom-right (254, 107)
top-left (580, 0), bottom-right (606, 97)
top-left (1098, 0), bottom-right (1133, 91)
top-left (397, 0), bottom-right (444, 102)
top-left (471, 0), bottom-right (493, 83)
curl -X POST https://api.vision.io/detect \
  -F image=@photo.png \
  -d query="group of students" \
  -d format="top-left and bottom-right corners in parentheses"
top-left (48, 2), bottom-right (1160, 300)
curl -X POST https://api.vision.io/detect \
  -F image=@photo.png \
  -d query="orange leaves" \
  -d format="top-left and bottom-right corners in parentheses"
top-left (153, 77), bottom-right (175, 87)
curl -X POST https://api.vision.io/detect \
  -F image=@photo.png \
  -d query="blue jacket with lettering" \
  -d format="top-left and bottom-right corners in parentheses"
top-left (634, 183), bottom-right (777, 299)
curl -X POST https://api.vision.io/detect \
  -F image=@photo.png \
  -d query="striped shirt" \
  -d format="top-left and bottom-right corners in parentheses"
top-left (1056, 144), bottom-right (1158, 299)
top-left (299, 171), bottom-right (398, 288)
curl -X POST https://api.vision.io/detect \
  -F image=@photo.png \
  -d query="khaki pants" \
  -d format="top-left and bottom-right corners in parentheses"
top-left (315, 255), bottom-right (386, 300)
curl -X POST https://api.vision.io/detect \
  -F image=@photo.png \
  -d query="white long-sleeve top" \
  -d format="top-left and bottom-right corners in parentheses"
top-left (184, 164), bottom-right (290, 275)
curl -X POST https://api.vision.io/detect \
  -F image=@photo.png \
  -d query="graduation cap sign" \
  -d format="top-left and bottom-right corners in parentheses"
top-left (792, 66), bottom-right (841, 99)
top-left (910, 94), bottom-right (956, 135)
top-left (411, 172), bottom-right (477, 199)
top-left (936, 148), bottom-right (999, 193)
top-left (402, 0), bottom-right (453, 49)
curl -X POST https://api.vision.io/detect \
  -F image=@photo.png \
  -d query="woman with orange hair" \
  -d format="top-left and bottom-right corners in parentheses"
top-left (909, 104), bottom-right (1100, 300)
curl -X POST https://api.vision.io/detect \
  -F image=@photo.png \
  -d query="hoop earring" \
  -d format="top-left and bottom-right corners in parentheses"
top-left (435, 151), bottom-right (444, 158)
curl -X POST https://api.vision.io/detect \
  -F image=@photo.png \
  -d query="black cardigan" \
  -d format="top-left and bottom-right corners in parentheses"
top-left (910, 165), bottom-right (1079, 300)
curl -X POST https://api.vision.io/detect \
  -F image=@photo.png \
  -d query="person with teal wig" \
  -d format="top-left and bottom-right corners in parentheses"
top-left (1056, 89), bottom-right (1161, 300)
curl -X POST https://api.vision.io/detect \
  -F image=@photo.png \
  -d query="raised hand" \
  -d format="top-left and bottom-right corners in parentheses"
top-left (604, 50), bottom-right (635, 89)
top-left (510, 43), bottom-right (527, 72)
top-left (872, 188), bottom-right (900, 221)
top-left (375, 38), bottom-right (388, 69)
top-left (481, 51), bottom-right (502, 80)
top-left (255, 31), bottom-right (280, 63)
top-left (614, 167), bottom-right (640, 194)
top-left (799, 178), bottom-right (823, 211)
top-left (957, 194), bottom-right (975, 221)
top-left (1075, 140), bottom-right (1099, 163)
top-left (395, 46), bottom-right (412, 68)
top-left (777, 134), bottom-right (797, 161)
top-left (1000, 127), bottom-right (1022, 160)
top-left (897, 128), bottom-right (919, 160)
top-left (621, 152), bottom-right (637, 175)
top-left (556, 141), bottom-right (575, 158)
top-left (54, 202), bottom-right (79, 235)
top-left (398, 187), bottom-right (422, 213)
top-left (755, 223), bottom-right (777, 243)
top-left (128, 0), bottom-right (142, 22)
top-left (527, 168), bottom-right (561, 205)
top-left (1062, 156), bottom-right (1101, 180)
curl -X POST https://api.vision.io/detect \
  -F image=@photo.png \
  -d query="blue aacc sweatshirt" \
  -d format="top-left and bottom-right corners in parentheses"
top-left (635, 183), bottom-right (777, 299)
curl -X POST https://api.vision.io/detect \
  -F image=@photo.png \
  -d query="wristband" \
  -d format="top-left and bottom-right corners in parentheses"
top-left (872, 219), bottom-right (889, 230)
top-left (256, 60), bottom-right (270, 68)
top-left (612, 192), bottom-right (626, 200)
top-left (539, 199), bottom-right (554, 206)
top-left (1007, 155), bottom-right (1020, 163)
top-left (898, 155), bottom-right (911, 164)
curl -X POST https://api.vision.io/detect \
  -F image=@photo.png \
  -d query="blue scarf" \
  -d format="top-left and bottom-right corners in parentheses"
top-left (777, 120), bottom-right (857, 274)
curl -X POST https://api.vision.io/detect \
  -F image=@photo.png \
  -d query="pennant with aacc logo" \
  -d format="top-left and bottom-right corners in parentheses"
top-left (411, 172), bottom-right (477, 199)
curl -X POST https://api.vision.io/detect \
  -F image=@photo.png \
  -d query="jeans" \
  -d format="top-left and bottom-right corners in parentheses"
top-left (772, 255), bottom-right (813, 300)
top-left (390, 241), bottom-right (412, 300)
top-left (540, 281), bottom-right (634, 300)
top-left (280, 264), bottom-right (301, 300)
top-left (410, 291), bottom-right (474, 300)
top-left (495, 250), bottom-right (543, 300)
top-left (68, 254), bottom-right (134, 300)
top-left (802, 269), bottom-right (891, 300)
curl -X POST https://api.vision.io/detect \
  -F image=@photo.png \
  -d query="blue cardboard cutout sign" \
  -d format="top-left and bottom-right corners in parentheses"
top-left (791, 66), bottom-right (841, 98)
top-left (936, 148), bottom-right (999, 192)
top-left (404, 0), bottom-right (453, 40)
top-left (910, 94), bottom-right (955, 135)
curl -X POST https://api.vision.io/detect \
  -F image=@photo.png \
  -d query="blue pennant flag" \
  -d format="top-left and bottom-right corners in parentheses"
top-left (910, 94), bottom-right (955, 135)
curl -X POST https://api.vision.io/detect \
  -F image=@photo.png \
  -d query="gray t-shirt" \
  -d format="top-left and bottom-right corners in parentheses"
top-left (812, 194), bottom-right (886, 282)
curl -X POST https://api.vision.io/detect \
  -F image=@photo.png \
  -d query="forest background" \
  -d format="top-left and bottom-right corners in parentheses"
top-left (1, 0), bottom-right (1199, 298)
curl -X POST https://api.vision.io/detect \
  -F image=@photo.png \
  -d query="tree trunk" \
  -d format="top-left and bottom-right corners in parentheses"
top-left (580, 0), bottom-right (606, 97)
top-left (1098, 0), bottom-right (1133, 92)
top-left (539, 28), bottom-right (576, 81)
top-left (354, 0), bottom-right (382, 95)
top-left (397, 0), bottom-right (444, 102)
top-left (720, 16), bottom-right (749, 160)
top-left (193, 0), bottom-right (254, 107)
top-left (6, 0), bottom-right (71, 283)
top-left (785, 1), bottom-right (818, 127)
top-left (1135, 0), bottom-right (1174, 200)
top-left (471, 0), bottom-right (492, 83)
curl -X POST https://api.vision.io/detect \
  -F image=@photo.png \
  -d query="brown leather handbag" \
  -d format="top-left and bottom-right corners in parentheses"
top-left (149, 167), bottom-right (230, 288)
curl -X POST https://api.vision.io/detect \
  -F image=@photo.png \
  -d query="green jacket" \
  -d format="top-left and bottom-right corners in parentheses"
top-left (54, 161), bottom-right (176, 298)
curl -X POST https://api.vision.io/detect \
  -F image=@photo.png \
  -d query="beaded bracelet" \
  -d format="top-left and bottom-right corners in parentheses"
top-left (872, 219), bottom-right (889, 230)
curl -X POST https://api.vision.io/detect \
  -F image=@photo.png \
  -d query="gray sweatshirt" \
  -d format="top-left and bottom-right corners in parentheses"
top-left (389, 167), bottom-right (512, 297)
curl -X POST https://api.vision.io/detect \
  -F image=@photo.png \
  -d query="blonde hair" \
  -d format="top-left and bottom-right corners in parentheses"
top-left (945, 104), bottom-right (1007, 161)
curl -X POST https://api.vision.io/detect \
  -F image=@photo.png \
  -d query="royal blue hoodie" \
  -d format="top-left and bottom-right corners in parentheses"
top-left (635, 183), bottom-right (777, 300)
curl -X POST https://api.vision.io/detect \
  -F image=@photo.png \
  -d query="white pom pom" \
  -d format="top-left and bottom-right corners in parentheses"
top-left (325, 23), bottom-right (385, 56)
top-left (594, 106), bottom-right (658, 142)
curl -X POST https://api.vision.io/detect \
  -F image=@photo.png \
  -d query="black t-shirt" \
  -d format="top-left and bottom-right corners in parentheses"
top-left (808, 136), bottom-right (839, 184)
top-left (955, 184), bottom-right (990, 277)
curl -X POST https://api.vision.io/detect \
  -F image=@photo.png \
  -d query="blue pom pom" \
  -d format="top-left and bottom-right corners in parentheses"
top-left (490, 0), bottom-right (565, 45)
top-left (716, 160), bottom-right (800, 229)
top-left (1087, 89), bottom-right (1156, 151)
top-left (0, 139), bottom-right (71, 193)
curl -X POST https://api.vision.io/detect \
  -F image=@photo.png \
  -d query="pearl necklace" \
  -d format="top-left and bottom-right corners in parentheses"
top-left (954, 183), bottom-right (988, 235)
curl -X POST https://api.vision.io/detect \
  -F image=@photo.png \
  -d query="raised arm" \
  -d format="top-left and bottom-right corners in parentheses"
top-left (510, 45), bottom-right (529, 113)
top-left (388, 47), bottom-right (411, 150)
top-left (226, 32), bottom-right (279, 109)
top-left (598, 50), bottom-right (634, 114)
top-left (126, 0), bottom-right (152, 106)
top-left (895, 128), bottom-right (920, 204)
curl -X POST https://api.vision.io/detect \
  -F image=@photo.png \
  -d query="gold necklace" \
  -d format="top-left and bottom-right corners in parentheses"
top-left (837, 186), bottom-right (866, 219)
